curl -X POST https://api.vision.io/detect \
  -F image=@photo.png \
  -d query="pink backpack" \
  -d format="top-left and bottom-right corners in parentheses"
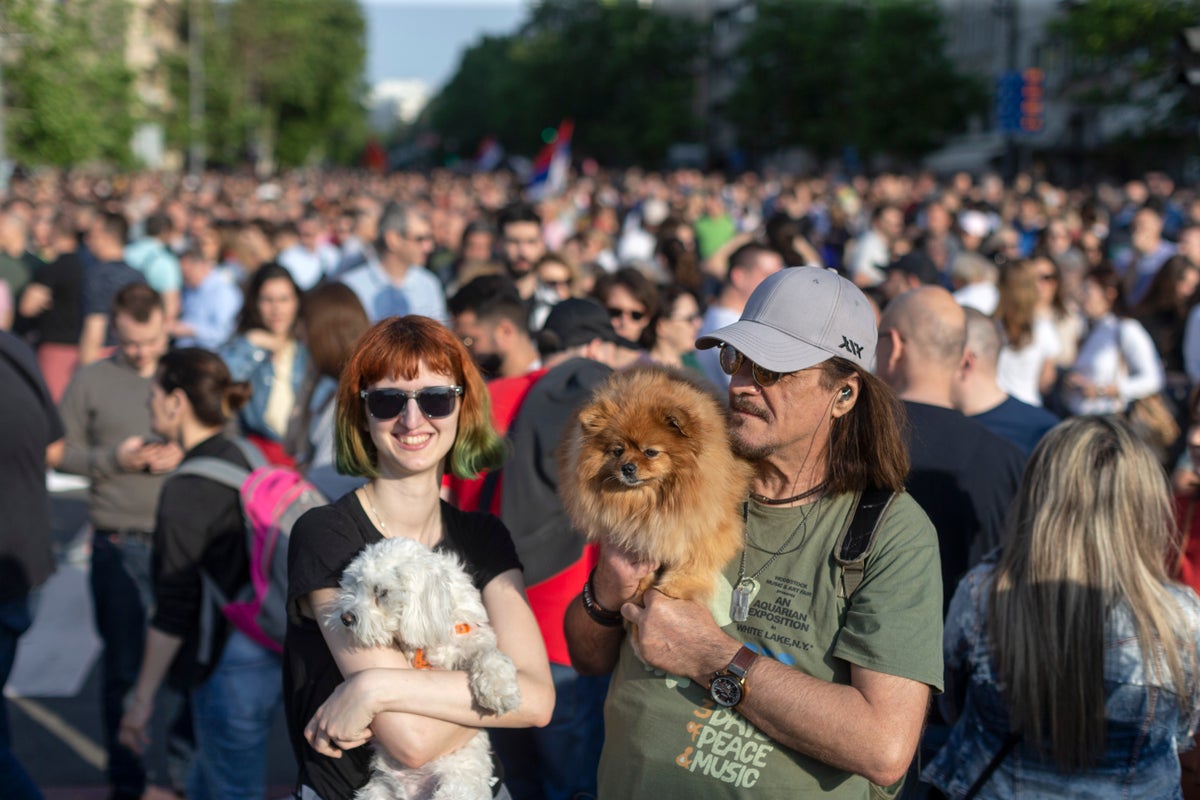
top-left (175, 438), bottom-right (326, 658)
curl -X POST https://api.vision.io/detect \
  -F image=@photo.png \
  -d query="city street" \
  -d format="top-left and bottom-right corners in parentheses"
top-left (7, 482), bottom-right (296, 799)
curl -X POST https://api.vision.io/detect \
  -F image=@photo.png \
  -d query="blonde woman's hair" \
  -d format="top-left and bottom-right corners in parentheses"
top-left (993, 258), bottom-right (1040, 349)
top-left (989, 415), bottom-right (1193, 770)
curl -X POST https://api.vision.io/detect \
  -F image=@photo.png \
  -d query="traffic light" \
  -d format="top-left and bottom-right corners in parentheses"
top-left (996, 68), bottom-right (1045, 134)
top-left (1020, 67), bottom-right (1045, 132)
top-left (996, 71), bottom-right (1023, 133)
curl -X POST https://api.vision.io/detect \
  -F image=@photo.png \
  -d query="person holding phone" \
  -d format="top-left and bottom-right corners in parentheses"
top-left (57, 284), bottom-right (192, 799)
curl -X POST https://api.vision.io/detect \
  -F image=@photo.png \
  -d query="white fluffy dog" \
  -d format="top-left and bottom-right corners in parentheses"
top-left (328, 536), bottom-right (521, 800)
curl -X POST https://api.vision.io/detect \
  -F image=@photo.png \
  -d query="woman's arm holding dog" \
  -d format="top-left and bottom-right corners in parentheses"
top-left (307, 570), bottom-right (554, 759)
top-left (564, 545), bottom-right (658, 675)
top-left (308, 586), bottom-right (480, 766)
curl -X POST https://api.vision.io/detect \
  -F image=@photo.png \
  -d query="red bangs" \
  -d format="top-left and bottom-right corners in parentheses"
top-left (348, 317), bottom-right (462, 387)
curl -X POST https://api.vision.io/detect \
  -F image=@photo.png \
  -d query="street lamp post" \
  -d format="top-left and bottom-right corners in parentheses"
top-left (995, 0), bottom-right (1021, 184)
top-left (188, 0), bottom-right (205, 177)
top-left (0, 10), bottom-right (8, 181)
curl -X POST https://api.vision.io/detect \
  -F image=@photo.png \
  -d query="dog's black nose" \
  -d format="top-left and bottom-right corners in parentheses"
top-left (340, 611), bottom-right (357, 627)
top-left (621, 462), bottom-right (638, 479)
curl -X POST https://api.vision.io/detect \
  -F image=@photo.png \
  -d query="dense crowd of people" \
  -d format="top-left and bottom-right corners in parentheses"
top-left (1, 163), bottom-right (1200, 799)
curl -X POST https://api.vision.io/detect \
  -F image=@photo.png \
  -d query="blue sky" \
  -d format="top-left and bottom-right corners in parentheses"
top-left (364, 1), bottom-right (528, 88)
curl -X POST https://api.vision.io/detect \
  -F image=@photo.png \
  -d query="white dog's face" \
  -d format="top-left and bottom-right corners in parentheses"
top-left (329, 537), bottom-right (472, 650)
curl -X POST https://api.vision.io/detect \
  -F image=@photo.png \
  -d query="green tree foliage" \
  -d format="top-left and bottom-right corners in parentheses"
top-left (165, 0), bottom-right (368, 168)
top-left (4, 0), bottom-right (137, 166)
top-left (428, 0), bottom-right (703, 165)
top-left (724, 0), bottom-right (985, 160)
top-left (1050, 0), bottom-right (1199, 118)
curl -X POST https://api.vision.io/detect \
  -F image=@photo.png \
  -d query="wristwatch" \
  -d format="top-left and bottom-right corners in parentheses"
top-left (710, 645), bottom-right (757, 707)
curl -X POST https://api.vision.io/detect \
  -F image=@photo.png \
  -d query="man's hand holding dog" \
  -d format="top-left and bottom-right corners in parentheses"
top-left (591, 544), bottom-right (658, 611)
top-left (623, 591), bottom-right (739, 685)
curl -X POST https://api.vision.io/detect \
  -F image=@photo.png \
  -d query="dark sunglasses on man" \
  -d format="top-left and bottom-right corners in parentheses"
top-left (719, 343), bottom-right (784, 388)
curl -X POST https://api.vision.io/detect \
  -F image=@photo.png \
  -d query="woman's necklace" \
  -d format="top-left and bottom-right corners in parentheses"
top-left (364, 484), bottom-right (388, 534)
top-left (364, 484), bottom-right (444, 546)
top-left (731, 496), bottom-right (822, 622)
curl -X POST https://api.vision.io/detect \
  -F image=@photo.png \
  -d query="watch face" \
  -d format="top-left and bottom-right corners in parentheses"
top-left (710, 674), bottom-right (743, 707)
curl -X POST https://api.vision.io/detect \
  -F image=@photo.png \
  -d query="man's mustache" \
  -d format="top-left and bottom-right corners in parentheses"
top-left (730, 396), bottom-right (768, 421)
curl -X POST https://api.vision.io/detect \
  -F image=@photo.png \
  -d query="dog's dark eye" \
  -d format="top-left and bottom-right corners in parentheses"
top-left (376, 588), bottom-right (388, 601)
top-left (610, 445), bottom-right (625, 457)
top-left (643, 448), bottom-right (660, 458)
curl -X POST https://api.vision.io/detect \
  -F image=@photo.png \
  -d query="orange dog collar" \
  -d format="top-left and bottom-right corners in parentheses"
top-left (411, 624), bottom-right (473, 670)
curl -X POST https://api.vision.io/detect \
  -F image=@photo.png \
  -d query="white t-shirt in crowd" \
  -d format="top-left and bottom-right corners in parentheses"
top-left (996, 317), bottom-right (1061, 407)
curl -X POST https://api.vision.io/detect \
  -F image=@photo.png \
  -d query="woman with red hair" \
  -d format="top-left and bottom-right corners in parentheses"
top-left (282, 315), bottom-right (554, 800)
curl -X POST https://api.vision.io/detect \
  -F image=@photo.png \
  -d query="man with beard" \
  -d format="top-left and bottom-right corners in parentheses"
top-left (565, 267), bottom-right (942, 799)
top-left (446, 274), bottom-right (545, 515)
top-left (58, 284), bottom-right (193, 799)
top-left (449, 274), bottom-right (541, 382)
top-left (497, 202), bottom-right (546, 305)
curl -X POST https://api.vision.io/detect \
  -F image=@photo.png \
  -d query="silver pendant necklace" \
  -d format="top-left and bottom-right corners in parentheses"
top-left (364, 484), bottom-right (388, 533)
top-left (731, 496), bottom-right (821, 622)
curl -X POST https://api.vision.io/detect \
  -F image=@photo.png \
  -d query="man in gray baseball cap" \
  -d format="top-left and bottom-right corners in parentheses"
top-left (566, 266), bottom-right (944, 799)
top-left (695, 265), bottom-right (877, 373)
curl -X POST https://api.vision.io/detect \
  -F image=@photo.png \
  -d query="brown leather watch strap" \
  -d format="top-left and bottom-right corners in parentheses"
top-left (727, 645), bottom-right (758, 678)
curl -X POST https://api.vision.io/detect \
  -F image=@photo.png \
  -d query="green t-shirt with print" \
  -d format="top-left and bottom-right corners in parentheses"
top-left (596, 491), bottom-right (943, 799)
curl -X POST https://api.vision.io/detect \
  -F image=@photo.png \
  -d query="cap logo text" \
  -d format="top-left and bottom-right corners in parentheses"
top-left (839, 336), bottom-right (864, 358)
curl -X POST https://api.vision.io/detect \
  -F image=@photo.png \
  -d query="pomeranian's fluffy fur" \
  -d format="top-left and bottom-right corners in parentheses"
top-left (560, 366), bottom-right (754, 603)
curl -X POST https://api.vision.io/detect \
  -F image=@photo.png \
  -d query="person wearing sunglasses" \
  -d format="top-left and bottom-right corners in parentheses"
top-left (338, 202), bottom-right (447, 325)
top-left (565, 267), bottom-right (943, 799)
top-left (592, 266), bottom-right (659, 347)
top-left (285, 315), bottom-right (554, 800)
top-left (646, 284), bottom-right (706, 377)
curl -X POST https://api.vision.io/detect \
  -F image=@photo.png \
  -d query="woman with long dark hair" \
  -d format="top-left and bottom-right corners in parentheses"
top-left (118, 348), bottom-right (282, 799)
top-left (219, 263), bottom-right (307, 458)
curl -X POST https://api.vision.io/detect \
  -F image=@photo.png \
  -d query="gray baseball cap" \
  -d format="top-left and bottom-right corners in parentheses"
top-left (696, 266), bottom-right (877, 372)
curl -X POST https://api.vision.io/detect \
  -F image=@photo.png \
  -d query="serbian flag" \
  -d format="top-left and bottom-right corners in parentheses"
top-left (526, 119), bottom-right (573, 200)
top-left (362, 138), bottom-right (388, 173)
top-left (475, 136), bottom-right (505, 172)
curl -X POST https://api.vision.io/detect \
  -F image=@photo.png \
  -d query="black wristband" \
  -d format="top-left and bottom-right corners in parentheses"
top-left (582, 569), bottom-right (624, 627)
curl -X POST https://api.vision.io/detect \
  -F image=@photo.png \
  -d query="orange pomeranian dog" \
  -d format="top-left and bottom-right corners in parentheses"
top-left (559, 366), bottom-right (754, 605)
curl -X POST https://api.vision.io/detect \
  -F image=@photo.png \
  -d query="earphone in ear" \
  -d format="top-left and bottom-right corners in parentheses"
top-left (839, 387), bottom-right (853, 400)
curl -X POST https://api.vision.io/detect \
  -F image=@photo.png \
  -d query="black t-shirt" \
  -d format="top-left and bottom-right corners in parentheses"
top-left (903, 401), bottom-right (1025, 611)
top-left (283, 491), bottom-right (522, 800)
top-left (0, 333), bottom-right (63, 603)
top-left (152, 434), bottom-right (252, 689)
top-left (33, 251), bottom-right (85, 344)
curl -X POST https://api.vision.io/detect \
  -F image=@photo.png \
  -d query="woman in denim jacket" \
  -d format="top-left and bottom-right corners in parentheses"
top-left (219, 263), bottom-right (307, 450)
top-left (923, 416), bottom-right (1200, 799)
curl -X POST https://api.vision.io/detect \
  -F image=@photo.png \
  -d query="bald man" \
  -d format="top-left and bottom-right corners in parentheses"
top-left (876, 287), bottom-right (1025, 604)
top-left (953, 308), bottom-right (1058, 456)
top-left (877, 288), bottom-right (1027, 787)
